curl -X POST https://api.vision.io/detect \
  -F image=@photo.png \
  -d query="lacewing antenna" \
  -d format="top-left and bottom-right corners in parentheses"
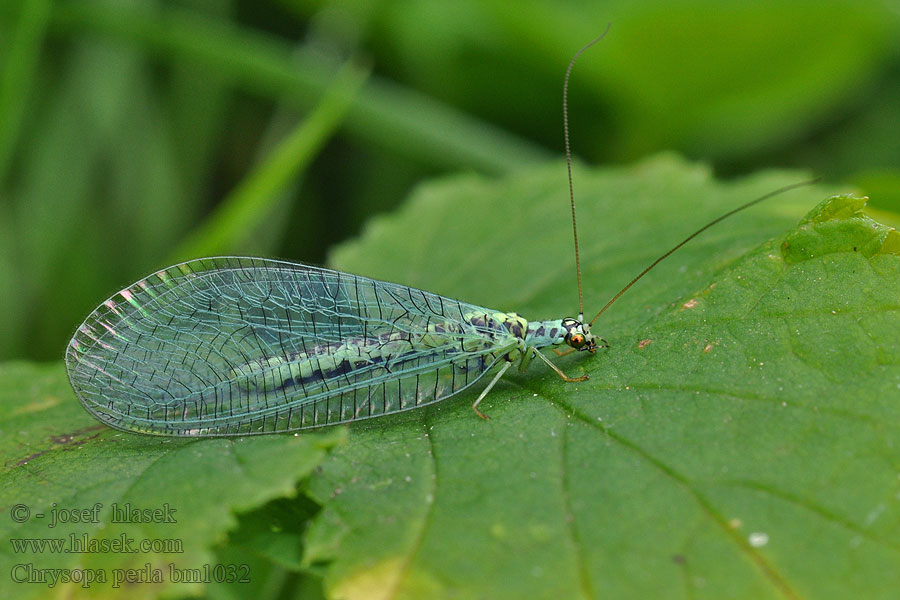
top-left (564, 23), bottom-right (611, 321)
top-left (563, 30), bottom-right (819, 331)
top-left (587, 177), bottom-right (822, 326)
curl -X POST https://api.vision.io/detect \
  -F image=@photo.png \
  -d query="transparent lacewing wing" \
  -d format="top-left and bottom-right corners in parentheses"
top-left (65, 28), bottom-right (812, 437)
top-left (65, 257), bottom-right (596, 436)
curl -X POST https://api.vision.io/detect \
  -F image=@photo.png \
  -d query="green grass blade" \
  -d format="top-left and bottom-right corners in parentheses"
top-left (42, 2), bottom-right (550, 173)
top-left (169, 60), bottom-right (369, 262)
top-left (0, 0), bottom-right (51, 184)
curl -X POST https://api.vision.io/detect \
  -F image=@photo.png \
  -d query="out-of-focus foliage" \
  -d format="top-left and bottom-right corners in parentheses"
top-left (0, 0), bottom-right (898, 362)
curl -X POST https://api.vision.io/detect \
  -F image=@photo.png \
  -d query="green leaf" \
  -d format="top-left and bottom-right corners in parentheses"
top-left (304, 155), bottom-right (900, 599)
top-left (0, 362), bottom-right (345, 599)
top-left (781, 195), bottom-right (900, 261)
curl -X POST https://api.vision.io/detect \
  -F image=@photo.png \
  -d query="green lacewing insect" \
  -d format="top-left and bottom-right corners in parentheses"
top-left (65, 30), bottom-right (815, 436)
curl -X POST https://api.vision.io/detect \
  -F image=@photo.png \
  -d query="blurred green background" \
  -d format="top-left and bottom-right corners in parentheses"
top-left (1, 0), bottom-right (898, 362)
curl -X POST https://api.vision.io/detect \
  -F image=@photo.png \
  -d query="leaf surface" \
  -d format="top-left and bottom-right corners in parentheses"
top-left (0, 363), bottom-right (344, 599)
top-left (306, 155), bottom-right (900, 599)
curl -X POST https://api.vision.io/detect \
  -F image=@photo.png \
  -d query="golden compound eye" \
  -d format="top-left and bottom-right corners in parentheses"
top-left (569, 333), bottom-right (585, 348)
